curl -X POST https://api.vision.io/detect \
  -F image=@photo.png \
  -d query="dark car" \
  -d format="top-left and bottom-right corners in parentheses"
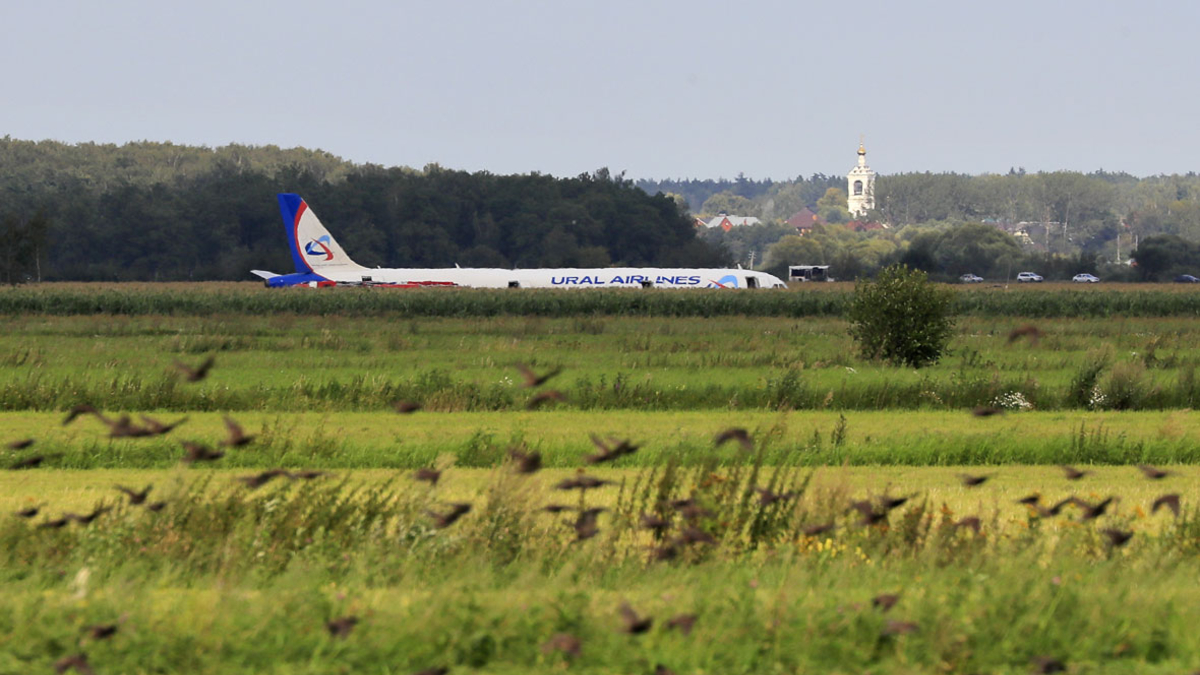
top-left (1175, 275), bottom-right (1200, 283)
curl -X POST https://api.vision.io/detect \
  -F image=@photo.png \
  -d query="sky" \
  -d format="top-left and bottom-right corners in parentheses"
top-left (2, 0), bottom-right (1197, 180)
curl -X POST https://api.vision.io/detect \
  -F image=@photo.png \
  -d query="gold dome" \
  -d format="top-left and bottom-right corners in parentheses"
top-left (857, 143), bottom-right (866, 155)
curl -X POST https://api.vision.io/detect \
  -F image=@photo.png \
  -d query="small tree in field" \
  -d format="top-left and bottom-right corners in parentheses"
top-left (848, 264), bottom-right (955, 368)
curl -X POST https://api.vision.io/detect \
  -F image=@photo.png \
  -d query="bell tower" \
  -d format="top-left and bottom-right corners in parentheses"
top-left (847, 138), bottom-right (876, 217)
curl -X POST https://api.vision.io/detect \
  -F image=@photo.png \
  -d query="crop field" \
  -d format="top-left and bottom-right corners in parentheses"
top-left (2, 284), bottom-right (1200, 674)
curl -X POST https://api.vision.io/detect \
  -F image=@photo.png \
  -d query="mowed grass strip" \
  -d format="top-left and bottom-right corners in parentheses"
top-left (2, 409), bottom-right (1200, 469)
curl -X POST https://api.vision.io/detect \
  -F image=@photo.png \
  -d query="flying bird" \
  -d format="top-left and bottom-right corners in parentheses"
top-left (507, 447), bottom-right (542, 474)
top-left (1101, 528), bottom-right (1134, 548)
top-left (38, 516), bottom-right (72, 529)
top-left (146, 501), bottom-right (167, 512)
top-left (428, 503), bottom-right (472, 529)
top-left (1072, 496), bottom-right (1116, 522)
top-left (220, 416), bottom-right (256, 447)
top-left (180, 441), bottom-right (224, 463)
top-left (585, 434), bottom-right (640, 464)
top-left (1059, 465), bottom-right (1091, 480)
top-left (618, 602), bottom-right (653, 634)
top-left (1138, 464), bottom-right (1171, 480)
top-left (4, 438), bottom-right (34, 450)
top-left (802, 521), bottom-right (836, 536)
top-left (288, 470), bottom-right (327, 480)
top-left (69, 505), bottom-right (112, 525)
top-left (526, 390), bottom-right (567, 409)
top-left (954, 516), bottom-right (982, 534)
top-left (754, 486), bottom-right (800, 506)
top-left (1152, 493), bottom-right (1181, 517)
top-left (1015, 493), bottom-right (1042, 506)
top-left (554, 475), bottom-right (614, 491)
top-left (516, 363), bottom-right (562, 388)
top-left (392, 400), bottom-right (421, 414)
top-left (714, 427), bottom-right (753, 451)
top-left (572, 507), bottom-right (606, 541)
top-left (115, 484), bottom-right (152, 505)
top-left (174, 356), bottom-right (215, 382)
top-left (971, 406), bottom-right (1004, 417)
top-left (872, 593), bottom-right (900, 612)
top-left (957, 473), bottom-right (992, 487)
top-left (8, 455), bottom-right (48, 470)
top-left (1007, 324), bottom-right (1044, 345)
top-left (1030, 656), bottom-right (1067, 674)
top-left (139, 414), bottom-right (188, 435)
top-left (665, 613), bottom-right (697, 635)
top-left (236, 469), bottom-right (290, 489)
top-left (63, 404), bottom-right (104, 426)
top-left (640, 513), bottom-right (671, 531)
top-left (413, 468), bottom-right (442, 486)
top-left (84, 623), bottom-right (120, 640)
top-left (326, 615), bottom-right (359, 638)
top-left (14, 503), bottom-right (46, 518)
top-left (53, 653), bottom-right (95, 675)
top-left (541, 632), bottom-right (582, 658)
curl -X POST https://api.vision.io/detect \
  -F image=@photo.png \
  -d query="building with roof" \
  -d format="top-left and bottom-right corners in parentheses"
top-left (847, 140), bottom-right (876, 216)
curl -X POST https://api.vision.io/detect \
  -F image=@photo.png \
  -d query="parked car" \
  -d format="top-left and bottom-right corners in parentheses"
top-left (1175, 274), bottom-right (1200, 283)
top-left (1072, 273), bottom-right (1100, 283)
top-left (959, 273), bottom-right (984, 283)
top-left (1016, 272), bottom-right (1044, 283)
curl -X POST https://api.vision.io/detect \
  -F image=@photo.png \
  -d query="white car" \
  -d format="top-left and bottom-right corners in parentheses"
top-left (1072, 273), bottom-right (1099, 283)
top-left (1016, 272), bottom-right (1044, 283)
top-left (959, 273), bottom-right (984, 283)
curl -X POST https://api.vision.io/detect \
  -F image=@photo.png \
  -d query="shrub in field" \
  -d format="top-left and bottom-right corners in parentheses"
top-left (1067, 347), bottom-right (1111, 408)
top-left (847, 265), bottom-right (955, 368)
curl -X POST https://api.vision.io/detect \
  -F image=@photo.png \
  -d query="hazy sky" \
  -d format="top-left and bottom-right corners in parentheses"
top-left (2, 1), bottom-right (1196, 180)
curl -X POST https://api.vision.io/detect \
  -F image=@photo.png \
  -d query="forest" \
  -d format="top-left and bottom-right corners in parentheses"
top-left (4, 137), bottom-right (1200, 282)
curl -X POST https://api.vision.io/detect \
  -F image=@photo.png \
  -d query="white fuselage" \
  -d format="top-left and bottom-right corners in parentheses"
top-left (320, 264), bottom-right (786, 289)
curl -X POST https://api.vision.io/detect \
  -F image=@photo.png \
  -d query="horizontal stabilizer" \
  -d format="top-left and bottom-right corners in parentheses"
top-left (250, 270), bottom-right (280, 280)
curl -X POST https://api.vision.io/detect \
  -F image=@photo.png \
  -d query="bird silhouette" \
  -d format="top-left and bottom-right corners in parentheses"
top-left (84, 623), bottom-right (119, 640)
top-left (849, 500), bottom-right (889, 526)
top-left (174, 356), bottom-right (215, 382)
top-left (541, 632), bottom-right (582, 658)
top-left (220, 416), bottom-right (255, 447)
top-left (62, 404), bottom-right (104, 426)
top-left (392, 400), bottom-right (421, 414)
top-left (572, 507), bottom-right (606, 541)
top-left (665, 613), bottom-right (697, 635)
top-left (53, 653), bottom-right (95, 675)
top-left (640, 513), bottom-right (671, 531)
top-left (554, 475), bottom-right (614, 491)
top-left (1152, 493), bottom-right (1181, 517)
top-left (507, 447), bottom-right (542, 474)
top-left (1007, 324), bottom-right (1044, 345)
top-left (872, 593), bottom-right (900, 611)
top-left (957, 473), bottom-right (992, 487)
top-left (180, 441), bottom-right (224, 463)
top-left (971, 406), bottom-right (1004, 417)
top-left (1016, 493), bottom-right (1042, 506)
top-left (8, 455), bottom-right (49, 470)
top-left (882, 619), bottom-right (919, 635)
top-left (288, 469), bottom-right (327, 480)
top-left (586, 434), bottom-right (640, 464)
top-left (516, 363), bottom-right (562, 388)
top-left (1101, 528), bottom-right (1134, 548)
top-left (413, 468), bottom-right (441, 486)
top-left (38, 516), bottom-right (72, 529)
top-left (139, 414), bottom-right (188, 436)
top-left (541, 504), bottom-right (574, 514)
top-left (69, 505), bottom-right (112, 525)
top-left (146, 501), bottom-right (167, 512)
top-left (428, 503), bottom-right (471, 529)
top-left (802, 521), bottom-right (836, 536)
top-left (1035, 497), bottom-right (1077, 518)
top-left (115, 484), bottom-right (152, 505)
top-left (1030, 656), bottom-right (1066, 674)
top-left (103, 414), bottom-right (156, 439)
top-left (1138, 464), bottom-right (1171, 480)
top-left (954, 516), bottom-right (982, 534)
top-left (714, 427), bottom-right (753, 451)
top-left (1059, 465), bottom-right (1091, 480)
top-left (618, 602), bottom-right (653, 634)
top-left (5, 438), bottom-right (34, 450)
top-left (14, 503), bottom-right (46, 518)
top-left (1072, 496), bottom-right (1115, 522)
top-left (326, 615), bottom-right (359, 638)
top-left (236, 469), bottom-right (290, 489)
top-left (526, 390), bottom-right (567, 409)
top-left (654, 666), bottom-right (677, 675)
top-left (754, 486), bottom-right (800, 506)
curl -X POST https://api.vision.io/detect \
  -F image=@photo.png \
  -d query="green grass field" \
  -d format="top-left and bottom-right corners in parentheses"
top-left (3, 285), bottom-right (1200, 674)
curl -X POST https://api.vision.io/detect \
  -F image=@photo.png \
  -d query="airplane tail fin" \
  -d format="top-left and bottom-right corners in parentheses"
top-left (277, 194), bottom-right (363, 274)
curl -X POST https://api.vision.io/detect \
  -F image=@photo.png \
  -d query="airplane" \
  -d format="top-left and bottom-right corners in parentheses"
top-left (252, 194), bottom-right (788, 289)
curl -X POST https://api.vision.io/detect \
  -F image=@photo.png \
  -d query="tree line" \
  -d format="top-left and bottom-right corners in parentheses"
top-left (0, 139), bottom-right (725, 282)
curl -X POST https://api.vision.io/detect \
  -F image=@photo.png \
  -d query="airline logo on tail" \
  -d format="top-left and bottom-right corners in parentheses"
top-left (304, 235), bottom-right (333, 261)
